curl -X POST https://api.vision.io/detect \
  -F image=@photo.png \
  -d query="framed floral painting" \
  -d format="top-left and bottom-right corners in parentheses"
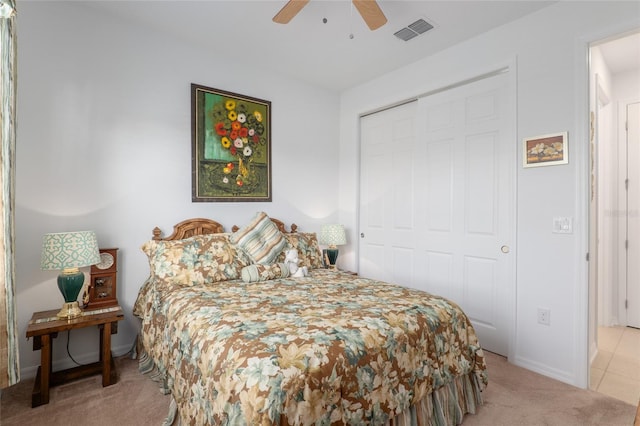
top-left (523, 131), bottom-right (568, 168)
top-left (191, 84), bottom-right (271, 202)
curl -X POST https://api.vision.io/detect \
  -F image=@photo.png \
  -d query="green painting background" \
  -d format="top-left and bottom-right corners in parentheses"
top-left (194, 88), bottom-right (270, 200)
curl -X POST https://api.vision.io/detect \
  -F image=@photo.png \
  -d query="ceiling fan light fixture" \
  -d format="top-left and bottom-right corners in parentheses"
top-left (273, 0), bottom-right (386, 31)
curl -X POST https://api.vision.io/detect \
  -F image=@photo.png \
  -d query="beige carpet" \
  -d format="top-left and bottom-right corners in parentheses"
top-left (464, 352), bottom-right (637, 426)
top-left (0, 356), bottom-right (170, 425)
top-left (0, 352), bottom-right (637, 425)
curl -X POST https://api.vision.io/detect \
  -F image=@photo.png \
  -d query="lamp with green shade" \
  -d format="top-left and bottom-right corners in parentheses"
top-left (41, 231), bottom-right (100, 319)
top-left (318, 224), bottom-right (347, 269)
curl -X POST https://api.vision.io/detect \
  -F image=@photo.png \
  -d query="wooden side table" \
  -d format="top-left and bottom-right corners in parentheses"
top-left (25, 305), bottom-right (124, 407)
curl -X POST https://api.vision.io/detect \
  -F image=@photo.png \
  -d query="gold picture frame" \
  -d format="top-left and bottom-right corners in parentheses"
top-left (191, 84), bottom-right (272, 202)
top-left (523, 131), bottom-right (568, 168)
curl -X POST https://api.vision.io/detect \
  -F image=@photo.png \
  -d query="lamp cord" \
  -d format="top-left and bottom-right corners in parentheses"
top-left (66, 330), bottom-right (85, 366)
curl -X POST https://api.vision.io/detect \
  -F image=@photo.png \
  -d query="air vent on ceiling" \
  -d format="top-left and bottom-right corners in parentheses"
top-left (394, 18), bottom-right (434, 42)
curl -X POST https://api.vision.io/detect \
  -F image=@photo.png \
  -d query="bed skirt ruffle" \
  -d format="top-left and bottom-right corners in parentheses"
top-left (389, 372), bottom-right (484, 426)
top-left (137, 341), bottom-right (484, 426)
top-left (134, 336), bottom-right (171, 396)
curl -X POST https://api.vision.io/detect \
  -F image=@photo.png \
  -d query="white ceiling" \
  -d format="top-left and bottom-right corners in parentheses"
top-left (597, 32), bottom-right (640, 75)
top-left (79, 0), bottom-right (558, 92)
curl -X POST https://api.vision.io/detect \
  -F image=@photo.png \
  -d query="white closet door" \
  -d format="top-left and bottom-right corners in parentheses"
top-left (359, 73), bottom-right (514, 356)
top-left (359, 101), bottom-right (418, 285)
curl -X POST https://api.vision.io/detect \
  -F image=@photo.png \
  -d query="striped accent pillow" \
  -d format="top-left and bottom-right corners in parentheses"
top-left (241, 263), bottom-right (290, 282)
top-left (231, 212), bottom-right (287, 265)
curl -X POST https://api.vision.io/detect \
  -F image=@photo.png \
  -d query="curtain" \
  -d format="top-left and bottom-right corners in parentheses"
top-left (0, 0), bottom-right (18, 388)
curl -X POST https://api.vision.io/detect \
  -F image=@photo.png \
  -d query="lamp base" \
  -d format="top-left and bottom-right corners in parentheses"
top-left (323, 248), bottom-right (339, 270)
top-left (56, 268), bottom-right (85, 319)
top-left (57, 301), bottom-right (82, 319)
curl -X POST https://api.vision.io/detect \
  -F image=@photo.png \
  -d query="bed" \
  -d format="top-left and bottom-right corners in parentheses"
top-left (133, 213), bottom-right (487, 425)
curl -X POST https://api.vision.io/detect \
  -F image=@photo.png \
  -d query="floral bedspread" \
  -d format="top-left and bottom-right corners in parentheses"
top-left (134, 269), bottom-right (487, 425)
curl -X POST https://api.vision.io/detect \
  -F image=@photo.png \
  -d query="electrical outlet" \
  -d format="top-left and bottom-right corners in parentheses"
top-left (537, 308), bottom-right (551, 326)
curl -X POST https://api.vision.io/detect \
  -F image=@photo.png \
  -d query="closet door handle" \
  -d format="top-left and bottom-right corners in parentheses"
top-left (360, 233), bottom-right (365, 238)
top-left (501, 245), bottom-right (510, 254)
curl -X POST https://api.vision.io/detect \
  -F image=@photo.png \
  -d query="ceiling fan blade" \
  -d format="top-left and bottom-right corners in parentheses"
top-left (273, 0), bottom-right (310, 24)
top-left (352, 0), bottom-right (387, 31)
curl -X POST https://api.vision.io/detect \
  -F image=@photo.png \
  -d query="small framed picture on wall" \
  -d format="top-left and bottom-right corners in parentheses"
top-left (523, 131), bottom-right (568, 168)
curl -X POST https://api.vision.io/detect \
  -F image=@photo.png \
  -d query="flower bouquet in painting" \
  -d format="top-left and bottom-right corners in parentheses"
top-left (192, 84), bottom-right (271, 202)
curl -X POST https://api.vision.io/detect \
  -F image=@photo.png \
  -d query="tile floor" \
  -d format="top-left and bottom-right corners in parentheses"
top-left (590, 326), bottom-right (640, 406)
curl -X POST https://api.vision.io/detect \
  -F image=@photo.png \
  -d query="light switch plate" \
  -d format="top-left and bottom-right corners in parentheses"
top-left (553, 217), bottom-right (573, 234)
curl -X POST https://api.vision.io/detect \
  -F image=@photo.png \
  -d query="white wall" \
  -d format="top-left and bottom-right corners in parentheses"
top-left (16, 2), bottom-right (340, 376)
top-left (338, 1), bottom-right (640, 388)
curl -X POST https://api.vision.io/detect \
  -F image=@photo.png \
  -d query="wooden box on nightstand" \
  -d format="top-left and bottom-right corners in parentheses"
top-left (87, 248), bottom-right (119, 308)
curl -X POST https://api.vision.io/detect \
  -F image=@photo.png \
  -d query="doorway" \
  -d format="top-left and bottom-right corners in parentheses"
top-left (589, 31), bottom-right (640, 404)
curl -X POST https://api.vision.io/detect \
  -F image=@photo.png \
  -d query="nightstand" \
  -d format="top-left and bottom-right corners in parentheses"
top-left (25, 305), bottom-right (124, 407)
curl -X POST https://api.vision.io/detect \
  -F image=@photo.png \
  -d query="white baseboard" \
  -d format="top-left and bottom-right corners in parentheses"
top-left (512, 355), bottom-right (577, 387)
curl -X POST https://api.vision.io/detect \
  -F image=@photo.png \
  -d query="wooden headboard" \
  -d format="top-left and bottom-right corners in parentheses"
top-left (152, 217), bottom-right (298, 241)
top-left (152, 218), bottom-right (225, 241)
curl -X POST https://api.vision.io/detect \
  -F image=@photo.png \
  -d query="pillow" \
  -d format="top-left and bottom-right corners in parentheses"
top-left (231, 212), bottom-right (287, 265)
top-left (277, 232), bottom-right (324, 270)
top-left (141, 233), bottom-right (249, 286)
top-left (241, 263), bottom-right (290, 283)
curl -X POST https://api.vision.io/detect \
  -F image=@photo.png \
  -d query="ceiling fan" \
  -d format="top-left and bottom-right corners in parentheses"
top-left (273, 0), bottom-right (388, 31)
